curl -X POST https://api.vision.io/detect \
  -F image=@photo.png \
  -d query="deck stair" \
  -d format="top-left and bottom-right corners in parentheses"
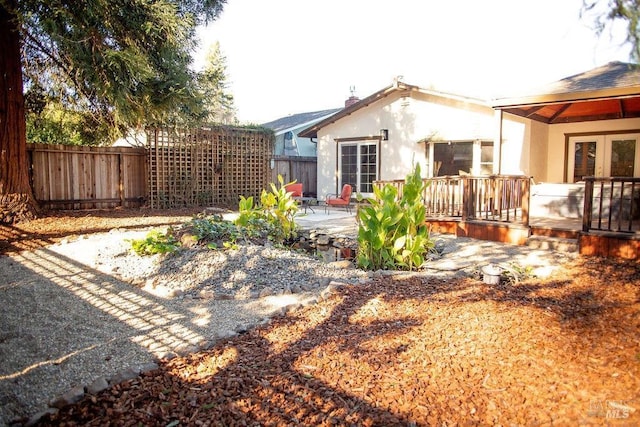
top-left (527, 223), bottom-right (579, 253)
top-left (526, 235), bottom-right (578, 252)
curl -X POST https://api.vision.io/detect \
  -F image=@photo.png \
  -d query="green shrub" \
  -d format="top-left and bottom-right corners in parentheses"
top-left (188, 214), bottom-right (240, 244)
top-left (357, 164), bottom-right (434, 271)
top-left (129, 177), bottom-right (300, 256)
top-left (129, 229), bottom-right (179, 255)
top-left (235, 175), bottom-right (299, 245)
top-left (501, 262), bottom-right (536, 284)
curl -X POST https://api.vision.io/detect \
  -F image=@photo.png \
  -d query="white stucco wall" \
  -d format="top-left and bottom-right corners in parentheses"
top-left (316, 89), bottom-right (529, 199)
top-left (316, 85), bottom-right (640, 208)
top-left (498, 113), bottom-right (547, 181)
top-left (545, 117), bottom-right (640, 183)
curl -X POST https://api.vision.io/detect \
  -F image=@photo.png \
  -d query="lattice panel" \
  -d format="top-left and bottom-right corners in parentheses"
top-left (147, 127), bottom-right (273, 209)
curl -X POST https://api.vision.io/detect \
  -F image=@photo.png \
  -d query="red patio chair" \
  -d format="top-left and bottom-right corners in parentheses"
top-left (284, 183), bottom-right (303, 200)
top-left (325, 184), bottom-right (353, 214)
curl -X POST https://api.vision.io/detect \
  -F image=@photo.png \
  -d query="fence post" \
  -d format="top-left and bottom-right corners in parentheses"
top-left (583, 177), bottom-right (594, 232)
top-left (521, 177), bottom-right (530, 227)
top-left (462, 177), bottom-right (472, 220)
top-left (118, 152), bottom-right (125, 206)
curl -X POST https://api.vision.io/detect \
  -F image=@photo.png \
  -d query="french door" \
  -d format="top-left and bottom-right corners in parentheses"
top-left (339, 141), bottom-right (378, 196)
top-left (567, 134), bottom-right (640, 182)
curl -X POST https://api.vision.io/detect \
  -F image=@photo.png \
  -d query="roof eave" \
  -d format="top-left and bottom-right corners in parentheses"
top-left (492, 86), bottom-right (640, 109)
top-left (298, 82), bottom-right (421, 138)
top-left (274, 110), bottom-right (341, 136)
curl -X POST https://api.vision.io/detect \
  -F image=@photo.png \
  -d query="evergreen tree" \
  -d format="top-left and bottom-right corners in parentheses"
top-left (0, 0), bottom-right (226, 223)
top-left (584, 0), bottom-right (640, 61)
top-left (198, 42), bottom-right (237, 125)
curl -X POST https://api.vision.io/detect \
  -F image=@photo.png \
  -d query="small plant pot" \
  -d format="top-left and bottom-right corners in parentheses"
top-left (482, 264), bottom-right (502, 285)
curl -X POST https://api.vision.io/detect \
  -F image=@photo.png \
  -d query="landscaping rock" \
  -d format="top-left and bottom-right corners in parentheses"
top-left (86, 377), bottom-right (109, 395)
top-left (108, 368), bottom-right (139, 385)
top-left (316, 234), bottom-right (331, 245)
top-left (49, 385), bottom-right (84, 409)
top-left (259, 287), bottom-right (274, 298)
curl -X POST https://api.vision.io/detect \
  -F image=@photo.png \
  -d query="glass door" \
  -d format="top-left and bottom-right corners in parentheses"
top-left (568, 137), bottom-right (600, 182)
top-left (359, 143), bottom-right (377, 194)
top-left (604, 134), bottom-right (640, 177)
top-left (568, 134), bottom-right (640, 182)
top-left (339, 141), bottom-right (378, 196)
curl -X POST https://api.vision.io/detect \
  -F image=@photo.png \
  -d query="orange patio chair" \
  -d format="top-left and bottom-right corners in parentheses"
top-left (284, 183), bottom-right (303, 200)
top-left (325, 184), bottom-right (353, 214)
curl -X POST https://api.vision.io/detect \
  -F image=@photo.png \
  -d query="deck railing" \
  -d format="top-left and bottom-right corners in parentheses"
top-left (583, 177), bottom-right (640, 233)
top-left (374, 175), bottom-right (531, 226)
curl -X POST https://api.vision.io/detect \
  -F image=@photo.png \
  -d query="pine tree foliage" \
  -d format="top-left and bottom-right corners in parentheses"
top-left (198, 42), bottom-right (237, 125)
top-left (15, 0), bottom-right (227, 140)
top-left (583, 0), bottom-right (640, 61)
top-left (0, 0), bottom-right (226, 222)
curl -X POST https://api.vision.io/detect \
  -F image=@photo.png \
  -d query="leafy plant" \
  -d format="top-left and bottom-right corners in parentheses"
top-left (501, 262), bottom-right (536, 284)
top-left (129, 229), bottom-right (179, 255)
top-left (128, 177), bottom-right (300, 256)
top-left (234, 175), bottom-right (299, 245)
top-left (188, 214), bottom-right (239, 245)
top-left (357, 163), bottom-right (434, 271)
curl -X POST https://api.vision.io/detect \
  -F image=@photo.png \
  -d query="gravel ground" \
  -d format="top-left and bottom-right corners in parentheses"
top-left (1, 224), bottom-right (369, 425)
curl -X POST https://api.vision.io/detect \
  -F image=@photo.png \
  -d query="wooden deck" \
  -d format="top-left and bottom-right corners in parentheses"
top-left (376, 175), bottom-right (640, 260)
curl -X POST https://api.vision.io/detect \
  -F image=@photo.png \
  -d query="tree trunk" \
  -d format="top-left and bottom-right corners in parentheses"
top-left (0, 0), bottom-right (39, 223)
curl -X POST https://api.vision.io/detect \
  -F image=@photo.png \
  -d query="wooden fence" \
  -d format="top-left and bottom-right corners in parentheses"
top-left (27, 126), bottom-right (274, 211)
top-left (147, 127), bottom-right (274, 208)
top-left (27, 143), bottom-right (147, 210)
top-left (270, 155), bottom-right (318, 197)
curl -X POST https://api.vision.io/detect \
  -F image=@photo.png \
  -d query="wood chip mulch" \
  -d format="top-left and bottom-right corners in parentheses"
top-left (36, 257), bottom-right (640, 426)
top-left (0, 208), bottom-right (205, 254)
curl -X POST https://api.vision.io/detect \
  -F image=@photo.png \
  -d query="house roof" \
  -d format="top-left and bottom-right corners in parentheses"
top-left (298, 82), bottom-right (487, 138)
top-left (492, 61), bottom-right (640, 123)
top-left (261, 108), bottom-right (341, 134)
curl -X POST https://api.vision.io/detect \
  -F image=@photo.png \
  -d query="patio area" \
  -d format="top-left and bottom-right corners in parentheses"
top-left (296, 205), bottom-right (586, 237)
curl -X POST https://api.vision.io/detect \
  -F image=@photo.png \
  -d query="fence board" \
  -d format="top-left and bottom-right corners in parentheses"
top-left (271, 156), bottom-right (318, 197)
top-left (27, 126), bottom-right (273, 211)
top-left (27, 143), bottom-right (147, 210)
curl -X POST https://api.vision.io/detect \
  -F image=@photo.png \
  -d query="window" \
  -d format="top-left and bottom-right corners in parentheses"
top-left (428, 140), bottom-right (493, 177)
top-left (359, 144), bottom-right (377, 193)
top-left (610, 139), bottom-right (636, 177)
top-left (572, 141), bottom-right (596, 182)
top-left (480, 141), bottom-right (494, 175)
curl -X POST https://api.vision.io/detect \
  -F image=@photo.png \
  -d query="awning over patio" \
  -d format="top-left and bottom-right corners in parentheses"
top-left (492, 61), bottom-right (640, 124)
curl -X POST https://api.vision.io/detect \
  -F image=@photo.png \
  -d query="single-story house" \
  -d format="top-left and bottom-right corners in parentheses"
top-left (300, 79), bottom-right (516, 199)
top-left (299, 62), bottom-right (640, 213)
top-left (262, 108), bottom-right (341, 158)
top-left (262, 108), bottom-right (340, 196)
top-left (299, 63), bottom-right (640, 257)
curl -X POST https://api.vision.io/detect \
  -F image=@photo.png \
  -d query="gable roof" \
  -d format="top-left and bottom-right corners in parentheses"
top-left (261, 108), bottom-right (341, 134)
top-left (298, 82), bottom-right (487, 138)
top-left (492, 61), bottom-right (640, 123)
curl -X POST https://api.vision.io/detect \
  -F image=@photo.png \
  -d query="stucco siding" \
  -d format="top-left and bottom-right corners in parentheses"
top-left (545, 117), bottom-right (640, 182)
top-left (500, 114), bottom-right (547, 181)
top-left (316, 90), bottom-right (534, 199)
top-left (318, 92), bottom-right (549, 199)
top-left (528, 120), bottom-right (549, 182)
top-left (318, 93), bottom-right (495, 198)
top-left (500, 114), bottom-right (528, 176)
